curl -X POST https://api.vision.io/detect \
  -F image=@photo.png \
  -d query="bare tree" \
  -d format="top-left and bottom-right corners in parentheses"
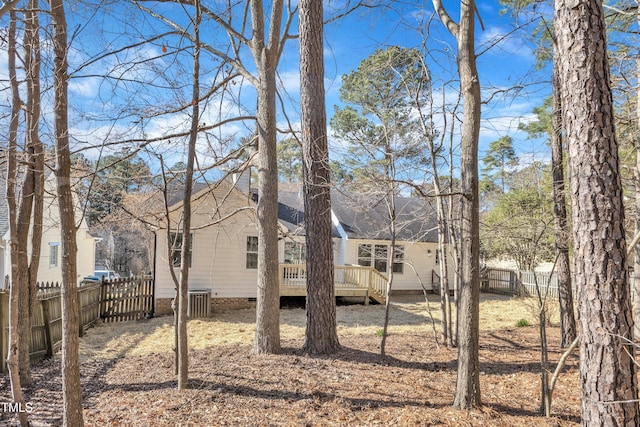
top-left (635, 1), bottom-right (640, 345)
top-left (173, 0), bottom-right (202, 389)
top-left (550, 64), bottom-right (575, 348)
top-left (49, 0), bottom-right (85, 423)
top-left (299, 0), bottom-right (340, 354)
top-left (555, 0), bottom-right (639, 423)
top-left (0, 0), bottom-right (18, 18)
top-left (249, 0), bottom-right (289, 355)
top-left (17, 0), bottom-right (45, 386)
top-left (5, 9), bottom-right (28, 427)
top-left (432, 0), bottom-right (482, 409)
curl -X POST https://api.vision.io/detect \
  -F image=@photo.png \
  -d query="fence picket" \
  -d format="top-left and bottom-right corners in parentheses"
top-left (0, 275), bottom-right (154, 372)
top-left (482, 267), bottom-right (574, 298)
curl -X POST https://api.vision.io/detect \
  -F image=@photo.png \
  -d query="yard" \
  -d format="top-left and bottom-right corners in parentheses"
top-left (0, 294), bottom-right (581, 426)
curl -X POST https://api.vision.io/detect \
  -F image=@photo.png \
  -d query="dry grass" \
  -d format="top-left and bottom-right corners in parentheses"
top-left (1, 292), bottom-right (580, 427)
top-left (79, 293), bottom-right (557, 360)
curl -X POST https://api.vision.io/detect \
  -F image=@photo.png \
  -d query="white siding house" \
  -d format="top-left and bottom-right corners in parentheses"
top-left (153, 178), bottom-right (446, 313)
top-left (0, 171), bottom-right (97, 286)
top-left (153, 177), bottom-right (261, 312)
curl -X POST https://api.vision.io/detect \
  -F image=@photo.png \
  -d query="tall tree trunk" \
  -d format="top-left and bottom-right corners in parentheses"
top-left (299, 0), bottom-right (340, 355)
top-left (18, 0), bottom-right (44, 386)
top-left (433, 0), bottom-right (482, 408)
top-left (380, 192), bottom-right (397, 356)
top-left (49, 0), bottom-right (85, 424)
top-left (550, 61), bottom-right (576, 349)
top-left (634, 1), bottom-right (640, 343)
top-left (6, 10), bottom-right (28, 426)
top-left (176, 0), bottom-right (201, 389)
top-left (447, 110), bottom-right (461, 347)
top-left (251, 0), bottom-right (282, 355)
top-left (555, 0), bottom-right (639, 424)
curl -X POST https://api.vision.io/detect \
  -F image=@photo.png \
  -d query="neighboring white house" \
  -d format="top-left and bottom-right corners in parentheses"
top-left (153, 173), bottom-right (445, 314)
top-left (0, 171), bottom-right (97, 286)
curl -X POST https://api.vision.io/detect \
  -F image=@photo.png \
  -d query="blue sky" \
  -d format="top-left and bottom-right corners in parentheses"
top-left (0, 0), bottom-right (552, 176)
top-left (319, 1), bottom-right (553, 168)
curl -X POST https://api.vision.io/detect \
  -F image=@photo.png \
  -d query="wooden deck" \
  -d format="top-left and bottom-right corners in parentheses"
top-left (279, 264), bottom-right (387, 304)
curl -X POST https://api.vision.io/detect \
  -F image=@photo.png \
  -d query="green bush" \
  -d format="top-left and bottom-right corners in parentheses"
top-left (516, 318), bottom-right (529, 327)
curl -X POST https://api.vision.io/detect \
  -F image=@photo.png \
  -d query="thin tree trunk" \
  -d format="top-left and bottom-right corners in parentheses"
top-left (550, 61), bottom-right (575, 349)
top-left (6, 10), bottom-right (28, 426)
top-left (447, 106), bottom-right (461, 347)
top-left (18, 0), bottom-right (44, 386)
top-left (299, 0), bottom-right (340, 355)
top-left (634, 1), bottom-right (640, 342)
top-left (432, 0), bottom-right (482, 408)
top-left (380, 202), bottom-right (396, 356)
top-left (49, 0), bottom-right (85, 423)
top-left (176, 0), bottom-right (201, 389)
top-left (555, 0), bottom-right (639, 423)
top-left (251, 0), bottom-right (282, 355)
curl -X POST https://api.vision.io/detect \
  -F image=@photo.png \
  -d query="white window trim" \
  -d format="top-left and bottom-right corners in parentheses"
top-left (49, 242), bottom-right (60, 268)
top-left (245, 235), bottom-right (259, 270)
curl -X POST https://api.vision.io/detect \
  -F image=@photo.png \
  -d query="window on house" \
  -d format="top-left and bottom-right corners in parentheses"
top-left (170, 232), bottom-right (192, 268)
top-left (357, 243), bottom-right (404, 274)
top-left (374, 244), bottom-right (388, 272)
top-left (392, 245), bottom-right (404, 273)
top-left (246, 236), bottom-right (258, 269)
top-left (49, 242), bottom-right (59, 267)
top-left (435, 249), bottom-right (439, 265)
top-left (357, 244), bottom-right (372, 267)
top-left (284, 241), bottom-right (306, 264)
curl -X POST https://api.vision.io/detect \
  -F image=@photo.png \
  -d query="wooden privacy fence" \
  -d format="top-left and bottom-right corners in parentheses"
top-left (100, 276), bottom-right (154, 322)
top-left (0, 275), bottom-right (153, 373)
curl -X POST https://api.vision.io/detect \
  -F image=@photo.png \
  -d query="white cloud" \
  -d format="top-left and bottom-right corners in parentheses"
top-left (479, 26), bottom-right (534, 60)
top-left (69, 76), bottom-right (101, 98)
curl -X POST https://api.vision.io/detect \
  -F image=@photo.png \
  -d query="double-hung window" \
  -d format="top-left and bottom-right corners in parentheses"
top-left (49, 242), bottom-right (59, 267)
top-left (392, 245), bottom-right (404, 273)
top-left (246, 236), bottom-right (258, 269)
top-left (357, 243), bottom-right (404, 274)
top-left (284, 241), bottom-right (306, 264)
top-left (170, 232), bottom-right (192, 268)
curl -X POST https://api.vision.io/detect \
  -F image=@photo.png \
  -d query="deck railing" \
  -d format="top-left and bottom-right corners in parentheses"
top-left (279, 264), bottom-right (387, 302)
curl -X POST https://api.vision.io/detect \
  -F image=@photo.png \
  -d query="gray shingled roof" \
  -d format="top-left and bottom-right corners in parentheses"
top-left (278, 190), bottom-right (341, 238)
top-left (277, 189), bottom-right (438, 242)
top-left (330, 191), bottom-right (438, 242)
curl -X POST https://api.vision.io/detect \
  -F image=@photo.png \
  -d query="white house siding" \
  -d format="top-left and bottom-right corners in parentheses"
top-left (154, 184), bottom-right (259, 299)
top-left (343, 239), bottom-right (440, 291)
top-left (19, 174), bottom-right (96, 284)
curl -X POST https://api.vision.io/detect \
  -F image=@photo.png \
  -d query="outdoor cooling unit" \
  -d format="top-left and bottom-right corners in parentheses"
top-left (187, 289), bottom-right (211, 318)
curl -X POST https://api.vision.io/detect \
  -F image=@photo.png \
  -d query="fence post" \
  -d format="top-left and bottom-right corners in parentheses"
top-left (517, 270), bottom-right (523, 296)
top-left (100, 279), bottom-right (107, 319)
top-left (78, 286), bottom-right (84, 338)
top-left (1, 292), bottom-right (7, 372)
top-left (42, 298), bottom-right (53, 357)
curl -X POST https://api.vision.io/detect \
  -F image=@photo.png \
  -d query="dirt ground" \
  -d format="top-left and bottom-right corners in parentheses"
top-left (0, 294), bottom-right (582, 426)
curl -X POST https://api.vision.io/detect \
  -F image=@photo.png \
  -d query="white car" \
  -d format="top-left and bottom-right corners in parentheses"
top-left (94, 270), bottom-right (120, 280)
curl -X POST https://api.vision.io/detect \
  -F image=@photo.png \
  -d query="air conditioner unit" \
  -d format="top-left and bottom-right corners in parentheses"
top-left (187, 289), bottom-right (211, 319)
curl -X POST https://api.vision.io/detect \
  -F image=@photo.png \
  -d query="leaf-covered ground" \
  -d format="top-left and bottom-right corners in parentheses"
top-left (0, 296), bottom-right (581, 426)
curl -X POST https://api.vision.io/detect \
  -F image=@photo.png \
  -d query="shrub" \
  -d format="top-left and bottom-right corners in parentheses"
top-left (516, 318), bottom-right (529, 327)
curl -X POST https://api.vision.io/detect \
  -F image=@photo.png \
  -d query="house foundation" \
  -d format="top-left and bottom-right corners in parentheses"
top-left (154, 297), bottom-right (257, 316)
